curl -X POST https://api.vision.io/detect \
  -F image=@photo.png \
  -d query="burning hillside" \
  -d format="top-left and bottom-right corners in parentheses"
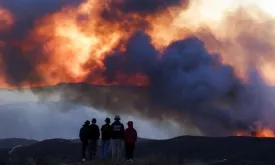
top-left (1, 0), bottom-right (275, 137)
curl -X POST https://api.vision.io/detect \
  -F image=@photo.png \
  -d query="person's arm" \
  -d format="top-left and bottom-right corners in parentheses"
top-left (110, 123), bottom-right (114, 138)
top-left (79, 128), bottom-right (83, 140)
top-left (121, 124), bottom-right (125, 139)
top-left (87, 126), bottom-right (91, 139)
top-left (96, 126), bottom-right (100, 139)
top-left (100, 125), bottom-right (104, 139)
top-left (134, 129), bottom-right (137, 143)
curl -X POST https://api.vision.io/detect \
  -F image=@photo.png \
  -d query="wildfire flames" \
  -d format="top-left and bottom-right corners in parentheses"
top-left (1, 0), bottom-right (275, 137)
top-left (253, 128), bottom-right (275, 137)
top-left (3, 0), bottom-right (274, 87)
top-left (0, 6), bottom-right (13, 31)
top-left (237, 128), bottom-right (275, 138)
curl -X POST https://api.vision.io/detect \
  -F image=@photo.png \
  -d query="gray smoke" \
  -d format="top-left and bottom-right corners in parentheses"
top-left (1, 0), bottom-right (274, 138)
top-left (0, 92), bottom-right (188, 140)
top-left (103, 0), bottom-right (187, 14)
top-left (102, 31), bottom-right (269, 136)
top-left (100, 0), bottom-right (189, 30)
top-left (0, 0), bottom-right (83, 86)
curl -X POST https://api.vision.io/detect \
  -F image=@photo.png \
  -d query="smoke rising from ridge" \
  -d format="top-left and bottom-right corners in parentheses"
top-left (102, 31), bottom-right (252, 135)
top-left (0, 0), bottom-right (275, 137)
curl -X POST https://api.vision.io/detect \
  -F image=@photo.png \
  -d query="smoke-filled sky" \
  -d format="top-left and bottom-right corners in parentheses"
top-left (0, 89), bottom-right (192, 140)
top-left (1, 0), bottom-right (275, 139)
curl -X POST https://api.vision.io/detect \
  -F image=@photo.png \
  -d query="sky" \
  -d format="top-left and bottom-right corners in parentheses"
top-left (0, 89), bottom-right (193, 140)
top-left (1, 0), bottom-right (275, 140)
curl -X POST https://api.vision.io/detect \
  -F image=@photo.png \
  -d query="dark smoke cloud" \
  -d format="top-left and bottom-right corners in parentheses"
top-left (102, 31), bottom-right (258, 135)
top-left (1, 0), bottom-right (82, 38)
top-left (104, 31), bottom-right (239, 106)
top-left (101, 0), bottom-right (189, 29)
top-left (33, 83), bottom-right (184, 122)
top-left (105, 0), bottom-right (186, 14)
top-left (0, 0), bottom-right (189, 87)
top-left (0, 0), bottom-right (83, 86)
top-left (0, 0), bottom-right (273, 136)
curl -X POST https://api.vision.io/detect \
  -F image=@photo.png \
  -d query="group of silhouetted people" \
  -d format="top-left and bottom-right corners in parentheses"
top-left (79, 115), bottom-right (137, 163)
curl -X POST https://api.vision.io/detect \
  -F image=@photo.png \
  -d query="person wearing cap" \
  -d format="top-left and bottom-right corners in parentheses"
top-left (111, 115), bottom-right (125, 162)
top-left (100, 117), bottom-right (112, 159)
top-left (79, 120), bottom-right (90, 162)
top-left (124, 121), bottom-right (137, 162)
top-left (88, 118), bottom-right (100, 160)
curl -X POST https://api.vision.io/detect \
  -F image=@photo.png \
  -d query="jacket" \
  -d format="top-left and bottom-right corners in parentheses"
top-left (101, 124), bottom-right (112, 140)
top-left (124, 121), bottom-right (137, 144)
top-left (111, 121), bottom-right (124, 139)
top-left (88, 124), bottom-right (100, 140)
top-left (79, 123), bottom-right (90, 141)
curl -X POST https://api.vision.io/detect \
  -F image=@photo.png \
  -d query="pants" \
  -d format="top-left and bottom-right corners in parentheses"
top-left (81, 140), bottom-right (88, 159)
top-left (111, 139), bottom-right (123, 161)
top-left (100, 140), bottom-right (110, 159)
top-left (88, 140), bottom-right (98, 160)
top-left (125, 143), bottom-right (135, 160)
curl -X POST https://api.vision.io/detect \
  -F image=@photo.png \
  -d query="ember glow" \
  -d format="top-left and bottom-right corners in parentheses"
top-left (237, 128), bottom-right (275, 138)
top-left (19, 0), bottom-right (154, 86)
top-left (0, 6), bottom-right (13, 31)
top-left (4, 0), bottom-right (273, 87)
top-left (254, 128), bottom-right (275, 137)
top-left (1, 0), bottom-right (275, 137)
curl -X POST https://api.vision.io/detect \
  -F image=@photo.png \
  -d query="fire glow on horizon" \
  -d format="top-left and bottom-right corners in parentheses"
top-left (1, 0), bottom-right (275, 137)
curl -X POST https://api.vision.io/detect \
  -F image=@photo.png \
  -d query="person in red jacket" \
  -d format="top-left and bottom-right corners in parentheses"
top-left (124, 121), bottom-right (137, 162)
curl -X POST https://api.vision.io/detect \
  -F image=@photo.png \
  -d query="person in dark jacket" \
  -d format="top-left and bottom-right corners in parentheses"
top-left (100, 117), bottom-right (112, 159)
top-left (111, 115), bottom-right (124, 162)
top-left (88, 118), bottom-right (100, 160)
top-left (124, 121), bottom-right (137, 162)
top-left (79, 120), bottom-right (90, 162)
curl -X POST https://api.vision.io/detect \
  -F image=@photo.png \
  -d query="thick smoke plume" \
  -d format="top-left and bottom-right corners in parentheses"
top-left (102, 31), bottom-right (251, 135)
top-left (1, 0), bottom-right (82, 38)
top-left (103, 0), bottom-right (188, 15)
top-left (33, 31), bottom-right (270, 136)
top-left (0, 0), bottom-right (83, 86)
top-left (1, 0), bottom-right (275, 136)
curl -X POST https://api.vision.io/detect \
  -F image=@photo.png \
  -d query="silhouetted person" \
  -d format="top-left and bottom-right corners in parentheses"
top-left (100, 117), bottom-right (112, 159)
top-left (79, 120), bottom-right (90, 162)
top-left (124, 121), bottom-right (137, 162)
top-left (111, 115), bottom-right (124, 162)
top-left (88, 118), bottom-right (100, 160)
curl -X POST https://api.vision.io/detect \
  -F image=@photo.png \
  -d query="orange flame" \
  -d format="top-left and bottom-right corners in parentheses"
top-left (0, 6), bottom-right (14, 88)
top-left (2, 0), bottom-right (275, 88)
top-left (1, 0), bottom-right (275, 137)
top-left (236, 127), bottom-right (275, 138)
top-left (254, 128), bottom-right (275, 137)
top-left (19, 0), bottom-right (155, 86)
top-left (0, 6), bottom-right (14, 32)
